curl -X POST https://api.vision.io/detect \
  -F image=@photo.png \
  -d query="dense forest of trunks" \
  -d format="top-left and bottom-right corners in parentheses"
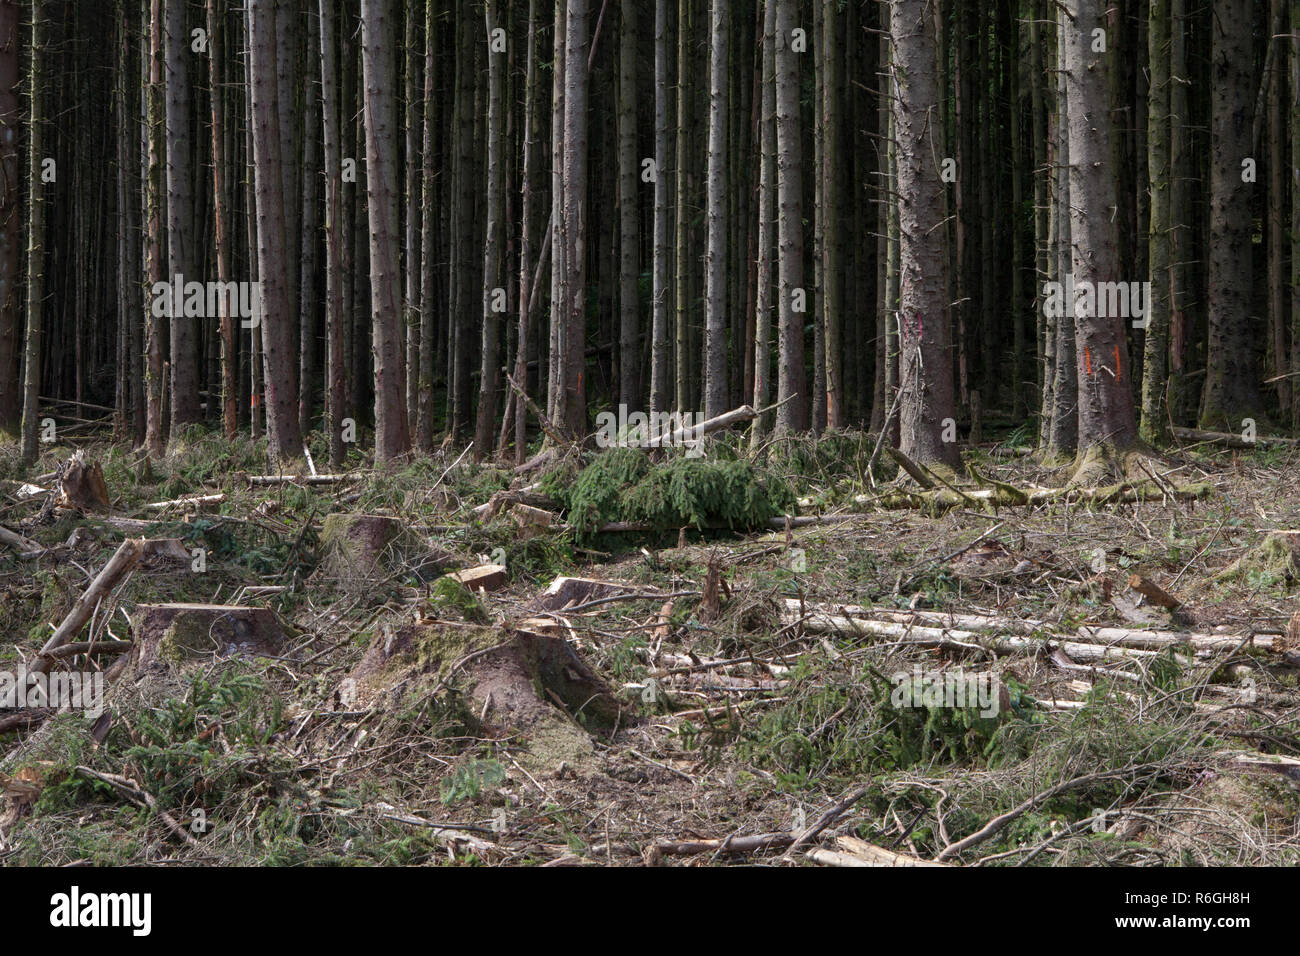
top-left (0, 0), bottom-right (1295, 482)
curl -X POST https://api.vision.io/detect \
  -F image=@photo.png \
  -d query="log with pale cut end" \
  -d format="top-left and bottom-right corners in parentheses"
top-left (444, 564), bottom-right (508, 592)
top-left (133, 603), bottom-right (290, 670)
top-left (531, 575), bottom-right (640, 611)
top-left (509, 503), bottom-right (558, 538)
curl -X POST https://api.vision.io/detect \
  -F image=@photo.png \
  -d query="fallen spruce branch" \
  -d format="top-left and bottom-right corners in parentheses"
top-left (74, 766), bottom-right (201, 848)
top-left (782, 782), bottom-right (872, 862)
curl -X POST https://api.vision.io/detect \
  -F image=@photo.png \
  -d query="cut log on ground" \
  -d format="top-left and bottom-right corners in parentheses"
top-left (1173, 426), bottom-right (1300, 448)
top-left (807, 835), bottom-right (951, 868)
top-left (247, 474), bottom-right (354, 486)
top-left (781, 600), bottom-right (1284, 657)
top-left (29, 537), bottom-right (148, 675)
top-left (144, 493), bottom-right (225, 510)
top-left (444, 564), bottom-right (508, 592)
top-left (0, 524), bottom-right (41, 552)
top-left (531, 576), bottom-right (641, 611)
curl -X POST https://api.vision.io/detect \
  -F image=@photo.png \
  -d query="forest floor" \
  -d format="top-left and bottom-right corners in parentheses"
top-left (1, 424), bottom-right (1299, 866)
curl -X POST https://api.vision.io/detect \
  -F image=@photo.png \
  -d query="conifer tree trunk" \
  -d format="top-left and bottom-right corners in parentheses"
top-left (362, 0), bottom-right (411, 460)
top-left (1199, 0), bottom-right (1258, 428)
top-left (559, 0), bottom-right (589, 436)
top-left (616, 0), bottom-right (640, 410)
top-left (774, 0), bottom-right (805, 432)
top-left (319, 0), bottom-right (345, 467)
top-left (892, 0), bottom-right (958, 469)
top-left (248, 0), bottom-right (304, 463)
top-left (0, 0), bottom-right (20, 435)
top-left (19, 0), bottom-right (47, 463)
top-left (144, 0), bottom-right (166, 458)
top-left (1064, 0), bottom-right (1139, 480)
top-left (703, 0), bottom-right (728, 418)
top-left (649, 0), bottom-right (671, 416)
top-left (750, 0), bottom-right (775, 446)
top-left (1140, 0), bottom-right (1171, 443)
top-left (474, 0), bottom-right (506, 458)
top-left (166, 0), bottom-right (199, 436)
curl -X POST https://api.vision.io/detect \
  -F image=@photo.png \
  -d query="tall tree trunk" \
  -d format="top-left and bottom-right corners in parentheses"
top-left (1291, 0), bottom-right (1300, 428)
top-left (703, 0), bottom-right (728, 418)
top-left (319, 0), bottom-right (345, 467)
top-left (560, 0), bottom-right (589, 436)
top-left (1140, 0), bottom-right (1171, 443)
top-left (298, 3), bottom-right (321, 439)
top-left (750, 0), bottom-right (775, 446)
top-left (207, 0), bottom-right (237, 441)
top-left (892, 0), bottom-right (958, 470)
top-left (166, 0), bottom-right (199, 436)
top-left (1266, 0), bottom-right (1288, 412)
top-left (248, 0), bottom-right (304, 463)
top-left (1044, 3), bottom-right (1077, 461)
top-left (19, 0), bottom-right (46, 463)
top-left (362, 0), bottom-right (411, 460)
top-left (474, 0), bottom-right (506, 458)
top-left (1199, 0), bottom-right (1259, 428)
top-left (650, 0), bottom-right (671, 416)
top-left (617, 0), bottom-right (640, 410)
top-left (0, 0), bottom-right (20, 435)
top-left (673, 0), bottom-right (689, 415)
top-left (144, 0), bottom-right (166, 458)
top-left (821, 0), bottom-right (842, 430)
top-left (1065, 0), bottom-right (1139, 480)
top-left (419, 0), bottom-right (441, 452)
top-left (774, 0), bottom-right (805, 432)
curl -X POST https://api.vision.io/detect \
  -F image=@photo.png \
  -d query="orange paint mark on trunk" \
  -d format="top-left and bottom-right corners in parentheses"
top-left (1084, 347), bottom-right (1093, 376)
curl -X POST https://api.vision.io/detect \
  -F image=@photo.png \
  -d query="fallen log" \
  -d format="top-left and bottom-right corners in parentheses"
top-left (0, 524), bottom-right (41, 552)
top-left (144, 493), bottom-right (225, 510)
top-left (784, 607), bottom-right (1189, 665)
top-left (247, 473), bottom-right (353, 486)
top-left (645, 831), bottom-right (794, 864)
top-left (807, 835), bottom-right (950, 868)
top-left (28, 537), bottom-right (149, 675)
top-left (780, 600), bottom-right (1284, 656)
top-left (641, 404), bottom-right (758, 449)
top-left (1173, 426), bottom-right (1300, 448)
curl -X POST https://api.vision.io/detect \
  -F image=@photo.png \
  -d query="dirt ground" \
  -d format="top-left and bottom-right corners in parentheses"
top-left (1, 429), bottom-right (1298, 866)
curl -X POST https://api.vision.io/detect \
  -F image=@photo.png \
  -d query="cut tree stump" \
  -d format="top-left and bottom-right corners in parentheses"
top-left (316, 513), bottom-right (404, 582)
top-left (444, 564), bottom-right (508, 592)
top-left (339, 622), bottom-right (622, 774)
top-left (50, 450), bottom-right (110, 513)
top-left (133, 603), bottom-right (290, 671)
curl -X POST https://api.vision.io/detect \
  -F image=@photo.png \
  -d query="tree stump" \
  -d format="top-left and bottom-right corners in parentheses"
top-left (133, 603), bottom-right (290, 671)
